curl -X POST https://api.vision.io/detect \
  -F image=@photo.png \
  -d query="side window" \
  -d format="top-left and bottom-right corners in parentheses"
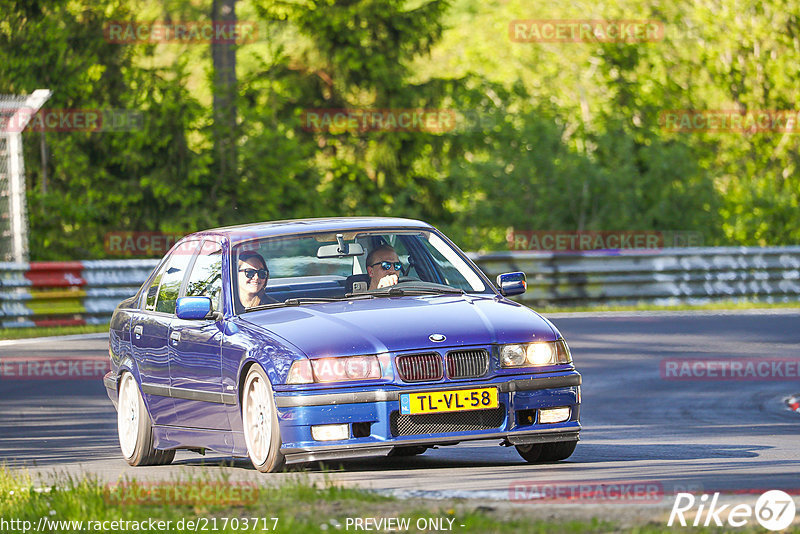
top-left (145, 260), bottom-right (170, 311)
top-left (186, 241), bottom-right (223, 311)
top-left (154, 241), bottom-right (200, 314)
top-left (420, 235), bottom-right (481, 291)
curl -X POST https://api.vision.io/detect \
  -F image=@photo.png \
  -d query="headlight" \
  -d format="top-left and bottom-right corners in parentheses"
top-left (500, 344), bottom-right (526, 367)
top-left (500, 339), bottom-right (572, 368)
top-left (526, 343), bottom-right (556, 365)
top-left (287, 355), bottom-right (382, 384)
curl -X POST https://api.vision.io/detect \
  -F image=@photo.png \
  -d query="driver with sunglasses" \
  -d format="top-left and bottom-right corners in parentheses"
top-left (366, 245), bottom-right (403, 290)
top-left (237, 251), bottom-right (278, 308)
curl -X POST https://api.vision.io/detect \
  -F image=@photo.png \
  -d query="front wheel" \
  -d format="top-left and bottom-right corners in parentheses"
top-left (388, 445), bottom-right (428, 457)
top-left (539, 440), bottom-right (577, 461)
top-left (117, 372), bottom-right (174, 466)
top-left (242, 365), bottom-right (285, 473)
top-left (515, 443), bottom-right (543, 463)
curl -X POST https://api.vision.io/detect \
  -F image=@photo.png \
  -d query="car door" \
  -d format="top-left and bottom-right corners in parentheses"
top-left (169, 239), bottom-right (229, 430)
top-left (132, 240), bottom-right (200, 426)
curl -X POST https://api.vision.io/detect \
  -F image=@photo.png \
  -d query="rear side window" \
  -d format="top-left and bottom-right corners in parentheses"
top-left (186, 241), bottom-right (223, 311)
top-left (145, 262), bottom-right (169, 311)
top-left (145, 241), bottom-right (200, 313)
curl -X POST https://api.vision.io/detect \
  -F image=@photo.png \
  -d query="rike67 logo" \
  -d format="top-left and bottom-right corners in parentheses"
top-left (669, 490), bottom-right (796, 531)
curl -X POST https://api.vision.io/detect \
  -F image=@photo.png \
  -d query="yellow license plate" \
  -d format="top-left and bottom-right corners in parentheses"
top-left (400, 387), bottom-right (499, 415)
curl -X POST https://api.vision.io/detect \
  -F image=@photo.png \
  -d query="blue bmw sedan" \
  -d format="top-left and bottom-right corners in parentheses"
top-left (105, 217), bottom-right (581, 472)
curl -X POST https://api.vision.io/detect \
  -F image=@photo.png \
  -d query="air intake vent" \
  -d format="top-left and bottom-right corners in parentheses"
top-left (446, 349), bottom-right (489, 379)
top-left (390, 405), bottom-right (506, 436)
top-left (396, 353), bottom-right (443, 382)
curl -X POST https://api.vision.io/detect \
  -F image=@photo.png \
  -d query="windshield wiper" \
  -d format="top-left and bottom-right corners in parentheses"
top-left (283, 297), bottom-right (342, 306)
top-left (250, 294), bottom-right (374, 310)
top-left (367, 285), bottom-right (465, 297)
top-left (250, 286), bottom-right (463, 310)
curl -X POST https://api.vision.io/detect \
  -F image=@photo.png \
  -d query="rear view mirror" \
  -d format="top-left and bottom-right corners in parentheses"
top-left (496, 272), bottom-right (527, 296)
top-left (317, 233), bottom-right (364, 258)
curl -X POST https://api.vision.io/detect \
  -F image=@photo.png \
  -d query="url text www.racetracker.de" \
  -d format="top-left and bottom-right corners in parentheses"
top-left (0, 517), bottom-right (279, 533)
top-left (0, 516), bottom-right (470, 533)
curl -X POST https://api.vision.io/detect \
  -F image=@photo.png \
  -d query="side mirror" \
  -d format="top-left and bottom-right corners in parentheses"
top-left (176, 296), bottom-right (219, 320)
top-left (496, 272), bottom-right (527, 297)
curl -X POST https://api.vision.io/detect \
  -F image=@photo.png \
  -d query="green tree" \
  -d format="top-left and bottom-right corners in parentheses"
top-left (0, 0), bottom-right (210, 259)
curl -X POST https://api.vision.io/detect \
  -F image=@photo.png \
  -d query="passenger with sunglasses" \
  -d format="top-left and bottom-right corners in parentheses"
top-left (237, 251), bottom-right (277, 308)
top-left (366, 245), bottom-right (403, 290)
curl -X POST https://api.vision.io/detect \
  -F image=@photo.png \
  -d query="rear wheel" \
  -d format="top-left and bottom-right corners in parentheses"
top-left (117, 372), bottom-right (174, 466)
top-left (242, 365), bottom-right (285, 473)
top-left (539, 440), bottom-right (577, 462)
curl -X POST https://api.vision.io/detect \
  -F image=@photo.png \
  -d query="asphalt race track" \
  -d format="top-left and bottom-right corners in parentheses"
top-left (2, 310), bottom-right (799, 522)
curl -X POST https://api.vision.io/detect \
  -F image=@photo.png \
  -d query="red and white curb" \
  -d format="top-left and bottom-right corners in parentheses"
top-left (786, 395), bottom-right (800, 413)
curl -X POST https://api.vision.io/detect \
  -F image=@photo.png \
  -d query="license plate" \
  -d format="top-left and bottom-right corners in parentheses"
top-left (400, 387), bottom-right (499, 415)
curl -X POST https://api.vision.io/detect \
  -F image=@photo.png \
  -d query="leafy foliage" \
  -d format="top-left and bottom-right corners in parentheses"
top-left (0, 0), bottom-right (797, 259)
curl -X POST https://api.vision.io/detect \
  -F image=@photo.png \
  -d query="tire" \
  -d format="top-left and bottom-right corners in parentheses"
top-left (387, 445), bottom-right (428, 457)
top-left (242, 365), bottom-right (285, 473)
top-left (117, 372), bottom-right (175, 466)
top-left (539, 440), bottom-right (578, 462)
top-left (515, 443), bottom-right (543, 463)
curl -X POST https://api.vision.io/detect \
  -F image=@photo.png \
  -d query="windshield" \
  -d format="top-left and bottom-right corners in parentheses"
top-left (231, 230), bottom-right (490, 312)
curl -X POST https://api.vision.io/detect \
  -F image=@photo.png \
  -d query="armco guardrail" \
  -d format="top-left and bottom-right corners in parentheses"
top-left (471, 246), bottom-right (800, 307)
top-left (0, 260), bottom-right (158, 328)
top-left (1, 247), bottom-right (799, 329)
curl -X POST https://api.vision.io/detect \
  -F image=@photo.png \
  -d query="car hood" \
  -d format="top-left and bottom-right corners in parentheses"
top-left (239, 295), bottom-right (558, 358)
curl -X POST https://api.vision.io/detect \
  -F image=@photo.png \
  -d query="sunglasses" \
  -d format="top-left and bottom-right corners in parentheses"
top-left (239, 268), bottom-right (268, 280)
top-left (369, 261), bottom-right (402, 271)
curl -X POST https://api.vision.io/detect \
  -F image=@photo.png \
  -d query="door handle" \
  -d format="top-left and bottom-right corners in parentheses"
top-left (133, 325), bottom-right (143, 339)
top-left (170, 331), bottom-right (181, 345)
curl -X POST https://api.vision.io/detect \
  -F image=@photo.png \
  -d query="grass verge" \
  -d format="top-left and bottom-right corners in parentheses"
top-left (3, 468), bottom-right (796, 533)
top-left (0, 324), bottom-right (108, 341)
top-left (0, 467), bottom-right (614, 533)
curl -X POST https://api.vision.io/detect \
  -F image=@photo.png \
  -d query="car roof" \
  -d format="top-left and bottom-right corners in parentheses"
top-left (186, 217), bottom-right (435, 245)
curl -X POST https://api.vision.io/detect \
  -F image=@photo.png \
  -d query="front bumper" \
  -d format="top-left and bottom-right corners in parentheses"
top-left (104, 371), bottom-right (118, 409)
top-left (275, 372), bottom-right (581, 464)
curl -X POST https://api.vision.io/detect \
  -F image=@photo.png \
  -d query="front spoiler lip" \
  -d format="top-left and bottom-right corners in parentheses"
top-left (281, 428), bottom-right (580, 464)
top-left (275, 373), bottom-right (581, 408)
